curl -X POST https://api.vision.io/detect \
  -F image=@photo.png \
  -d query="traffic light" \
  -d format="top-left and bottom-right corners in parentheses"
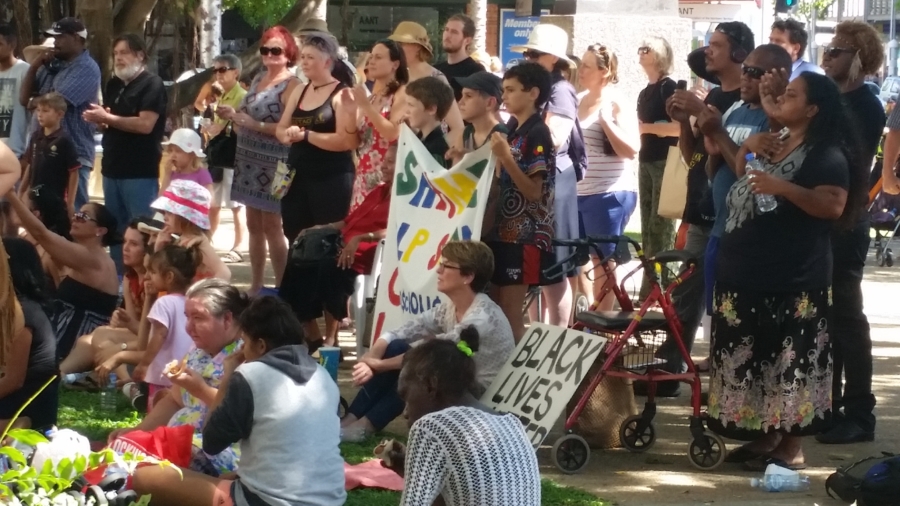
top-left (775, 0), bottom-right (798, 13)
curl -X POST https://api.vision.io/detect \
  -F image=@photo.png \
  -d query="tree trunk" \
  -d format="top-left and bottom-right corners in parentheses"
top-left (76, 0), bottom-right (113, 84)
top-left (12, 0), bottom-right (33, 52)
top-left (113, 0), bottom-right (158, 35)
top-left (196, 0), bottom-right (222, 67)
top-left (470, 0), bottom-right (487, 53)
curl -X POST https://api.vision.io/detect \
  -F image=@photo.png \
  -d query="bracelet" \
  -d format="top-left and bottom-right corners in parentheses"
top-left (303, 130), bottom-right (309, 142)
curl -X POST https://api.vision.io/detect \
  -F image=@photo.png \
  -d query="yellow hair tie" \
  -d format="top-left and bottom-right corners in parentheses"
top-left (456, 341), bottom-right (473, 357)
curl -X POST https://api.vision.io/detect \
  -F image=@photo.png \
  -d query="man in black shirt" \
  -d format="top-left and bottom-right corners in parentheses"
top-left (434, 14), bottom-right (486, 101)
top-left (82, 33), bottom-right (167, 273)
top-left (650, 22), bottom-right (751, 397)
top-left (816, 21), bottom-right (886, 445)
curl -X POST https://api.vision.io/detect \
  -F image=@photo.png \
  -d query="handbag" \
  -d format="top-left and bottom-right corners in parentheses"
top-left (271, 159), bottom-right (296, 201)
top-left (206, 122), bottom-right (237, 183)
top-left (289, 228), bottom-right (343, 267)
top-left (657, 144), bottom-right (690, 220)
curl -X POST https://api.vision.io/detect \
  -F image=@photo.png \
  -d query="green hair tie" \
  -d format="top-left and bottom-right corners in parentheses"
top-left (456, 341), bottom-right (473, 357)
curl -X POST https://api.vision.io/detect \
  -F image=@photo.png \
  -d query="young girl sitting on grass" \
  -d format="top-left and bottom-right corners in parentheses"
top-left (159, 128), bottom-right (214, 195)
top-left (151, 180), bottom-right (231, 281)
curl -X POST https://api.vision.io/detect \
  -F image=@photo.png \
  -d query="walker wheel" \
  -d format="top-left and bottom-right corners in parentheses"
top-left (85, 485), bottom-right (109, 506)
top-left (552, 433), bottom-right (591, 474)
top-left (619, 415), bottom-right (656, 453)
top-left (687, 432), bottom-right (726, 470)
top-left (886, 252), bottom-right (894, 267)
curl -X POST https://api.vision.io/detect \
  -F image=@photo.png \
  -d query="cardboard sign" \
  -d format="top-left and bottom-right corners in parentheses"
top-left (371, 125), bottom-right (495, 339)
top-left (481, 323), bottom-right (608, 447)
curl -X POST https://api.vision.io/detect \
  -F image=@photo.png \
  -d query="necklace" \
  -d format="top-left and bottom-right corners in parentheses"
top-left (313, 80), bottom-right (338, 91)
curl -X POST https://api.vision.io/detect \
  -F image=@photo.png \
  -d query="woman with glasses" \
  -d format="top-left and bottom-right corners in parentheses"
top-left (5, 191), bottom-right (120, 360)
top-left (217, 26), bottom-right (301, 295)
top-left (576, 44), bottom-right (639, 311)
top-left (636, 36), bottom-right (679, 297)
top-left (341, 240), bottom-right (515, 442)
top-left (350, 39), bottom-right (408, 211)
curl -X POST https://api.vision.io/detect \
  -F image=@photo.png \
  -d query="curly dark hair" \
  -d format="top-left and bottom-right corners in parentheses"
top-left (401, 325), bottom-right (481, 400)
top-left (503, 62), bottom-right (552, 108)
top-left (237, 296), bottom-right (307, 351)
top-left (149, 244), bottom-right (203, 292)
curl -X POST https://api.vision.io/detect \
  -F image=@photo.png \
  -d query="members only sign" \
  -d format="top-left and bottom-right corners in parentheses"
top-left (371, 126), bottom-right (495, 338)
top-left (481, 323), bottom-right (608, 447)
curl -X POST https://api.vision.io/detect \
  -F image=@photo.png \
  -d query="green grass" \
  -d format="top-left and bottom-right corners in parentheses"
top-left (59, 390), bottom-right (609, 505)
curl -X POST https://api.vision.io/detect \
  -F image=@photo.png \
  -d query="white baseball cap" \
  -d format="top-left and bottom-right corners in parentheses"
top-left (162, 128), bottom-right (206, 158)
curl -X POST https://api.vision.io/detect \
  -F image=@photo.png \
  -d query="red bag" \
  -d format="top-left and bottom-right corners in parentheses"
top-left (83, 425), bottom-right (194, 485)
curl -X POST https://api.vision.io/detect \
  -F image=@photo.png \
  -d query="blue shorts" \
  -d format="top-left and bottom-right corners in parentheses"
top-left (577, 191), bottom-right (637, 259)
top-left (704, 235), bottom-right (720, 315)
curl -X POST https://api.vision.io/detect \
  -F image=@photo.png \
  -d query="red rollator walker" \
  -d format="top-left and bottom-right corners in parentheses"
top-left (543, 235), bottom-right (725, 473)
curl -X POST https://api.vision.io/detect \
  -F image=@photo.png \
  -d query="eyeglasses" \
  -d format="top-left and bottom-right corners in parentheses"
top-left (742, 65), bottom-right (766, 79)
top-left (259, 46), bottom-right (284, 56)
top-left (523, 49), bottom-right (547, 60)
top-left (213, 67), bottom-right (235, 74)
top-left (73, 211), bottom-right (96, 224)
top-left (638, 46), bottom-right (651, 55)
top-left (437, 259), bottom-right (461, 271)
top-left (824, 46), bottom-right (855, 58)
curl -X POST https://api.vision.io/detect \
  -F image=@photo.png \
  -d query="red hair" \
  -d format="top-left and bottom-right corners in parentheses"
top-left (261, 25), bottom-right (299, 65)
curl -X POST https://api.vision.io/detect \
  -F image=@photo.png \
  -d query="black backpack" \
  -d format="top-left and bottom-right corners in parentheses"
top-left (825, 453), bottom-right (900, 505)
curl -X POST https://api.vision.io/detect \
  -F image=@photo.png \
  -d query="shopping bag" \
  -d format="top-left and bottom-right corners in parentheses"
top-left (657, 145), bottom-right (689, 220)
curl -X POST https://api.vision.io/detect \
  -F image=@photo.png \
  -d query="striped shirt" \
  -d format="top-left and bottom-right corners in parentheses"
top-left (577, 105), bottom-right (635, 196)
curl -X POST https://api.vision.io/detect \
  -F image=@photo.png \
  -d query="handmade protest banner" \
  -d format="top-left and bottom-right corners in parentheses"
top-left (371, 125), bottom-right (495, 339)
top-left (481, 323), bottom-right (608, 448)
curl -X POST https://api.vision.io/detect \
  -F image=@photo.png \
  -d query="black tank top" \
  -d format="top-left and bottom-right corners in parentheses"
top-left (288, 82), bottom-right (354, 180)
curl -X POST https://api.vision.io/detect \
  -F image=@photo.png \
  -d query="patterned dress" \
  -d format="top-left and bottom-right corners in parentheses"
top-left (352, 93), bottom-right (394, 211)
top-left (232, 75), bottom-right (294, 213)
top-left (168, 341), bottom-right (243, 475)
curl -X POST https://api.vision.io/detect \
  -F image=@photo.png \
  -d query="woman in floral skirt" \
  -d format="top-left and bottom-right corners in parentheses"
top-left (709, 72), bottom-right (865, 470)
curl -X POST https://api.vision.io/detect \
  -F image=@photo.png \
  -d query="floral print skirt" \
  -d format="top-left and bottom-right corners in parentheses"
top-left (707, 287), bottom-right (833, 441)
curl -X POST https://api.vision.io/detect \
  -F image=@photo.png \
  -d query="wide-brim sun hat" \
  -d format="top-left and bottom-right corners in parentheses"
top-left (151, 180), bottom-right (211, 231)
top-left (23, 38), bottom-right (55, 65)
top-left (162, 128), bottom-right (206, 158)
top-left (299, 18), bottom-right (329, 34)
top-left (388, 21), bottom-right (433, 58)
top-left (510, 24), bottom-right (574, 67)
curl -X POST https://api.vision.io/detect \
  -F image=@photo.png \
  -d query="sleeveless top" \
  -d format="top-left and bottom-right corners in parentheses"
top-left (287, 82), bottom-right (354, 181)
top-left (353, 92), bottom-right (394, 211)
top-left (577, 105), bottom-right (635, 196)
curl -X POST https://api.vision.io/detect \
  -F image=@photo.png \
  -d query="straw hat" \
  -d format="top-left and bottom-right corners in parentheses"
top-left (510, 24), bottom-right (574, 66)
top-left (388, 21), bottom-right (433, 58)
top-left (151, 180), bottom-right (211, 231)
top-left (162, 128), bottom-right (206, 158)
top-left (23, 38), bottom-right (55, 65)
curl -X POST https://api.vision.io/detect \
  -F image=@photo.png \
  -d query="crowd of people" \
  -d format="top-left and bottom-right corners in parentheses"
top-left (0, 10), bottom-right (893, 505)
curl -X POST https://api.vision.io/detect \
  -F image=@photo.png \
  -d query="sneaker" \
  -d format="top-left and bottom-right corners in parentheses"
top-left (123, 382), bottom-right (147, 413)
top-left (340, 426), bottom-right (368, 443)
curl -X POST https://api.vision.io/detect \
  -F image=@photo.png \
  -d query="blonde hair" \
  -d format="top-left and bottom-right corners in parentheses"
top-left (587, 44), bottom-right (619, 84)
top-left (0, 239), bottom-right (23, 369)
top-left (642, 36), bottom-right (674, 76)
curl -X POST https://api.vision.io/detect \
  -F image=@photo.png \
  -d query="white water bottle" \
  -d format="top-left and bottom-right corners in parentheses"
top-left (750, 473), bottom-right (810, 492)
top-left (100, 372), bottom-right (118, 413)
top-left (746, 153), bottom-right (777, 213)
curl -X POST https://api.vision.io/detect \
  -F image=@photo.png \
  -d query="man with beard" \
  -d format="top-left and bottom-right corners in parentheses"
top-left (82, 33), bottom-right (166, 273)
top-left (19, 18), bottom-right (100, 210)
top-left (435, 14), bottom-right (485, 101)
top-left (649, 21), bottom-right (751, 397)
top-left (814, 21), bottom-right (885, 445)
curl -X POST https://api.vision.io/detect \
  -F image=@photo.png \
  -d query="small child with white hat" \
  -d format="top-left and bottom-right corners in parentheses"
top-left (158, 128), bottom-right (213, 197)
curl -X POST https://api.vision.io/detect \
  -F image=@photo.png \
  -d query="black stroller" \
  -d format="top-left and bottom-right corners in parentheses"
top-left (869, 190), bottom-right (900, 267)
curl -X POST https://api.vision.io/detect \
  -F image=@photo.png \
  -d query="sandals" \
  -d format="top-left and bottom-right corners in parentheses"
top-left (221, 250), bottom-right (244, 263)
top-left (724, 444), bottom-right (767, 463)
top-left (743, 456), bottom-right (808, 471)
top-left (64, 374), bottom-right (101, 392)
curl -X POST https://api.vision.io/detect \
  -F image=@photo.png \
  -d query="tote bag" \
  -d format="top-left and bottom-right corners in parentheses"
top-left (657, 145), bottom-right (690, 220)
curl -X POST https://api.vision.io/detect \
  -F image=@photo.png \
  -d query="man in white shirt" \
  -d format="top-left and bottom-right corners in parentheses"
top-left (769, 18), bottom-right (824, 81)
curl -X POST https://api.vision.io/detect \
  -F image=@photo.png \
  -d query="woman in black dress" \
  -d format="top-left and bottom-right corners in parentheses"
top-left (710, 73), bottom-right (864, 470)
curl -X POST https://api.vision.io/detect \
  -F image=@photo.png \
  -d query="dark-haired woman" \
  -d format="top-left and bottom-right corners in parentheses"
top-left (276, 32), bottom-right (358, 243)
top-left (708, 73), bottom-right (859, 469)
top-left (220, 25), bottom-right (301, 294)
top-left (6, 192), bottom-right (120, 360)
top-left (18, 185), bottom-right (71, 292)
top-left (350, 39), bottom-right (408, 211)
top-left (0, 238), bottom-right (59, 432)
top-left (342, 240), bottom-right (514, 441)
top-left (133, 296), bottom-right (346, 506)
top-left (391, 327), bottom-right (540, 505)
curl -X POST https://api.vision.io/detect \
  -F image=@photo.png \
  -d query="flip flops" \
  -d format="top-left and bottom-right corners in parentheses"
top-left (221, 250), bottom-right (244, 263)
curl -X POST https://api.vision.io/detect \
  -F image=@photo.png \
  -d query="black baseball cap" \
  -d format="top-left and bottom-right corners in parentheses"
top-left (455, 71), bottom-right (502, 102)
top-left (45, 17), bottom-right (87, 38)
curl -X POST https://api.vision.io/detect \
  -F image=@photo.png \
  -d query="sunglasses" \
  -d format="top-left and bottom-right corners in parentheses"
top-left (742, 65), bottom-right (767, 79)
top-left (259, 46), bottom-right (284, 56)
top-left (638, 46), bottom-right (651, 55)
top-left (523, 49), bottom-right (547, 60)
top-left (73, 211), bottom-right (96, 224)
top-left (213, 67), bottom-right (235, 74)
top-left (824, 46), bottom-right (855, 58)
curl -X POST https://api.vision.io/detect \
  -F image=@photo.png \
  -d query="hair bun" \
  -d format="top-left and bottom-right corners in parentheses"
top-left (459, 325), bottom-right (480, 353)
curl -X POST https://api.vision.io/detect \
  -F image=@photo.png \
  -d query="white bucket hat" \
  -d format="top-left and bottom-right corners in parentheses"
top-left (510, 24), bottom-right (574, 66)
top-left (162, 128), bottom-right (206, 158)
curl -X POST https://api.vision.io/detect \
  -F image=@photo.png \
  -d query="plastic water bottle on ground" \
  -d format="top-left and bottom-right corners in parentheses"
top-left (62, 372), bottom-right (89, 384)
top-left (746, 153), bottom-right (778, 213)
top-left (750, 468), bottom-right (810, 492)
top-left (100, 372), bottom-right (118, 413)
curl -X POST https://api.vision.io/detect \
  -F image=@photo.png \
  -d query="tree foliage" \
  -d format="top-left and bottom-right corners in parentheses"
top-left (224, 0), bottom-right (296, 27)
top-left (792, 0), bottom-right (838, 19)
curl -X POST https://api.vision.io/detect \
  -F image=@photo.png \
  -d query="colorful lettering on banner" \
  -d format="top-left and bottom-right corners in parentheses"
top-left (372, 125), bottom-right (495, 339)
top-left (481, 323), bottom-right (608, 448)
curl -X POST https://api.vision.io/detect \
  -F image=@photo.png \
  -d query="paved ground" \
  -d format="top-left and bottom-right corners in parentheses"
top-left (193, 208), bottom-right (899, 506)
